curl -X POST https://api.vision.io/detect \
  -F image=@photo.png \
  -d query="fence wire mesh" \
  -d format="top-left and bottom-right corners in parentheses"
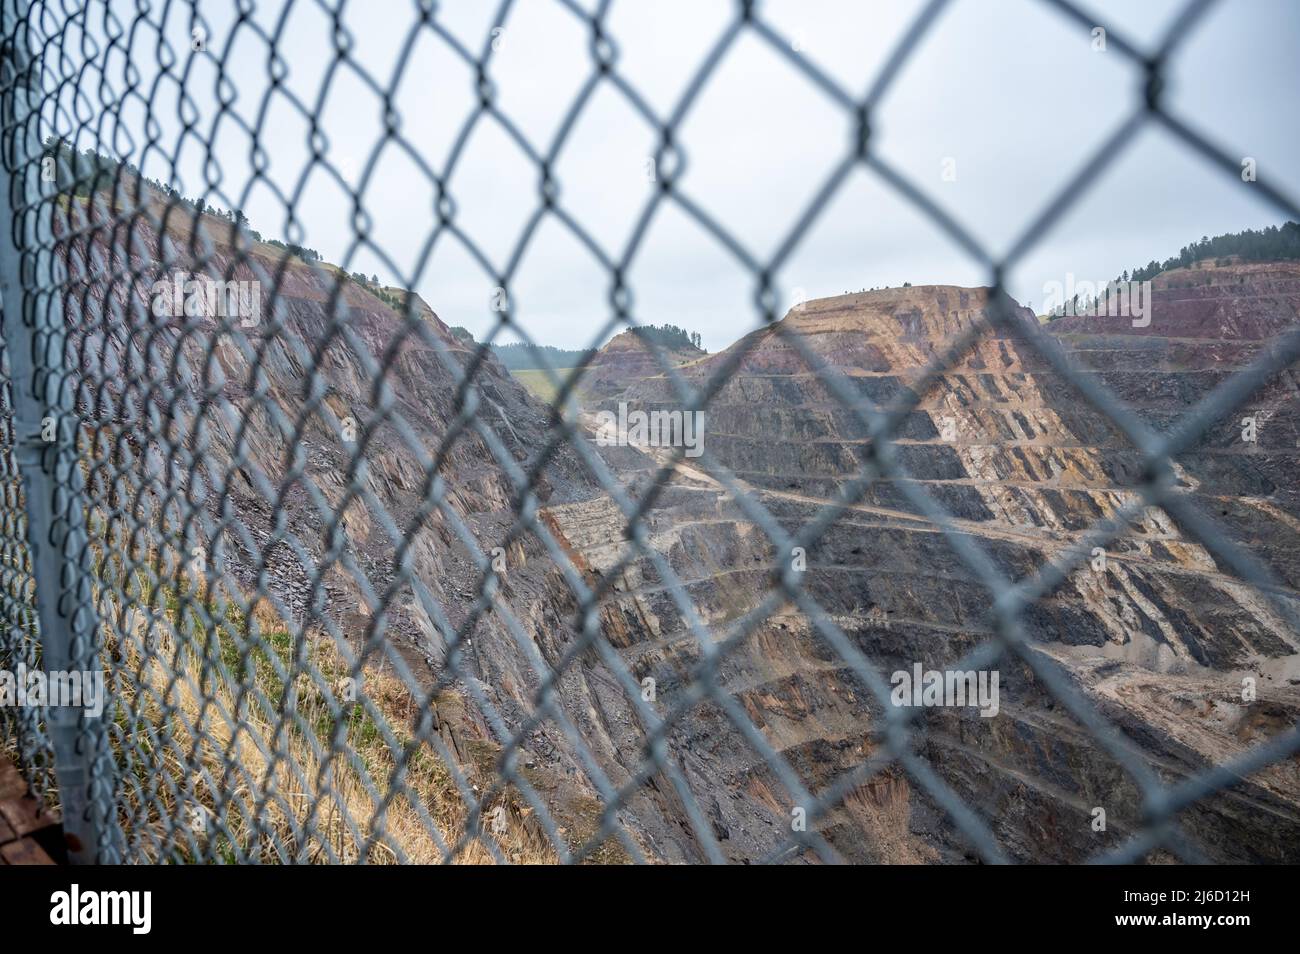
top-left (0, 0), bottom-right (1298, 864)
top-left (0, 332), bottom-right (49, 803)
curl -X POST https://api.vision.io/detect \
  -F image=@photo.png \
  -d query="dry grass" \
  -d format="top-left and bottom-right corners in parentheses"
top-left (104, 582), bottom-right (558, 864)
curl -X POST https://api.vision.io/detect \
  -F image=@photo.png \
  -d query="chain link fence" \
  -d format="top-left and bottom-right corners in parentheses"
top-left (0, 0), bottom-right (1298, 864)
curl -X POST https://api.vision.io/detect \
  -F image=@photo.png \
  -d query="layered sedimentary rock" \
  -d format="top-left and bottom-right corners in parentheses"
top-left (543, 275), bottom-right (1300, 862)
top-left (66, 184), bottom-right (1300, 862)
top-left (577, 328), bottom-right (705, 403)
top-left (1047, 260), bottom-right (1300, 594)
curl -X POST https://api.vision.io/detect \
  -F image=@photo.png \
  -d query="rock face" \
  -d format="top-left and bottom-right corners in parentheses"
top-left (578, 328), bottom-right (705, 403)
top-left (1046, 260), bottom-right (1300, 595)
top-left (543, 277), bottom-right (1300, 862)
top-left (63, 197), bottom-right (639, 847)
top-left (66, 188), bottom-right (1300, 863)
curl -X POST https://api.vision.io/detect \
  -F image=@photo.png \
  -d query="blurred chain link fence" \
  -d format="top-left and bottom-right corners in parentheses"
top-left (0, 0), bottom-right (1297, 864)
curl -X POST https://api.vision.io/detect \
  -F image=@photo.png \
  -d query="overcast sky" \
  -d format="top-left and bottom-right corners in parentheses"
top-left (54, 0), bottom-right (1300, 352)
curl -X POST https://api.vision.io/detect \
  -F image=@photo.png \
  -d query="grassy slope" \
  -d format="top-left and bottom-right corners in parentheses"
top-left (509, 368), bottom-right (583, 405)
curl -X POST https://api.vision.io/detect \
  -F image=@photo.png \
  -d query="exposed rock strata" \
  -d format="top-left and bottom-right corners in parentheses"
top-left (545, 275), bottom-right (1300, 862)
top-left (66, 193), bottom-right (1300, 861)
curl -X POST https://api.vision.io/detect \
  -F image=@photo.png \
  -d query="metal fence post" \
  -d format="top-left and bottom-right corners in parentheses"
top-left (0, 0), bottom-right (120, 863)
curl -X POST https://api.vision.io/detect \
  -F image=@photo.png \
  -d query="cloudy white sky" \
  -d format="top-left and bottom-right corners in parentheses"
top-left (55, 0), bottom-right (1300, 352)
